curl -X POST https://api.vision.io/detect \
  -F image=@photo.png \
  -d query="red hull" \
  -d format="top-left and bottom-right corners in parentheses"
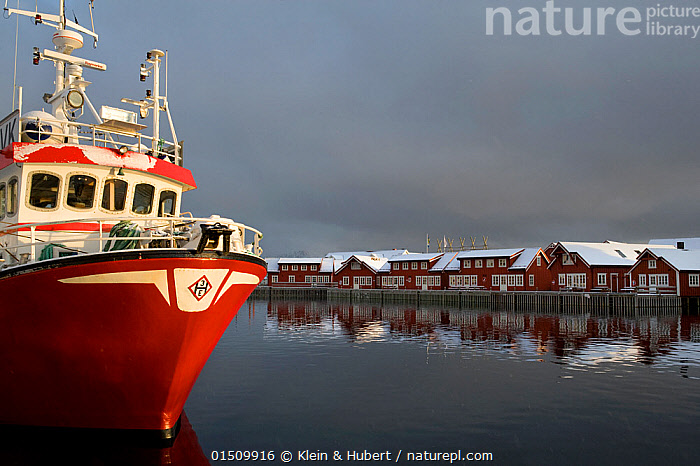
top-left (0, 250), bottom-right (265, 433)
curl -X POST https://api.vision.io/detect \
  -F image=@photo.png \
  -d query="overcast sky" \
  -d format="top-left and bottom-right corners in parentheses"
top-left (2, 0), bottom-right (700, 257)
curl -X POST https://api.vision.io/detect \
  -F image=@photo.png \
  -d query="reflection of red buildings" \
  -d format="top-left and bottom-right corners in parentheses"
top-left (266, 300), bottom-right (697, 363)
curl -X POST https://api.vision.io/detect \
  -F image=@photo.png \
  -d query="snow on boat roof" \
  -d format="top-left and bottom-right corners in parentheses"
top-left (3, 143), bottom-right (196, 190)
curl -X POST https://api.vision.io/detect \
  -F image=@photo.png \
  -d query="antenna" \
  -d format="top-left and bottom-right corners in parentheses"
top-left (122, 49), bottom-right (181, 163)
top-left (5, 0), bottom-right (103, 121)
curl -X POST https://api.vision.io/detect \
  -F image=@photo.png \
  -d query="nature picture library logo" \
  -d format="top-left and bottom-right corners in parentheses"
top-left (485, 1), bottom-right (700, 38)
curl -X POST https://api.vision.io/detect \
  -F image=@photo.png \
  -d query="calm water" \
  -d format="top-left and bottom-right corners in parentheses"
top-left (185, 300), bottom-right (700, 465)
top-left (6, 299), bottom-right (700, 464)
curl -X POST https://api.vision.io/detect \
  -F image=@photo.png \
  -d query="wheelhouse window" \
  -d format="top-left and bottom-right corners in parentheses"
top-left (101, 179), bottom-right (128, 211)
top-left (28, 173), bottom-right (61, 209)
top-left (157, 190), bottom-right (177, 217)
top-left (0, 183), bottom-right (5, 219)
top-left (132, 183), bottom-right (155, 214)
top-left (67, 174), bottom-right (96, 209)
top-left (7, 178), bottom-right (18, 216)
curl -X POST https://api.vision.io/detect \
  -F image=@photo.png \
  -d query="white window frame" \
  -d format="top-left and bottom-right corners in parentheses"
top-left (499, 259), bottom-right (507, 268)
top-left (566, 273), bottom-right (586, 288)
top-left (412, 262), bottom-right (418, 270)
top-left (475, 260), bottom-right (483, 268)
top-left (463, 260), bottom-right (471, 269)
top-left (343, 276), bottom-right (349, 286)
top-left (690, 274), bottom-right (700, 287)
top-left (529, 274), bottom-right (535, 287)
top-left (402, 262), bottom-right (409, 270)
top-left (648, 259), bottom-right (657, 269)
top-left (393, 263), bottom-right (399, 270)
top-left (597, 273), bottom-right (607, 286)
top-left (421, 262), bottom-right (428, 269)
top-left (487, 259), bottom-right (494, 268)
top-left (281, 264), bottom-right (288, 271)
top-left (638, 274), bottom-right (646, 287)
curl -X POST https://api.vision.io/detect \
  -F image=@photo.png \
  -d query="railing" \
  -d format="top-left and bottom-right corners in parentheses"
top-left (19, 115), bottom-right (183, 166)
top-left (632, 285), bottom-right (677, 295)
top-left (0, 215), bottom-right (263, 266)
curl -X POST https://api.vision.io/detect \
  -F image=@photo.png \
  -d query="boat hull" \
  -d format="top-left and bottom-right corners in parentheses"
top-left (0, 249), bottom-right (266, 434)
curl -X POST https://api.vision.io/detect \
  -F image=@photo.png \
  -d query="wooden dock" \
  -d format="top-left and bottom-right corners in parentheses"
top-left (250, 287), bottom-right (690, 315)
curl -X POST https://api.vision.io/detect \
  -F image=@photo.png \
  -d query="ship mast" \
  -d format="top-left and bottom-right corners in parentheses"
top-left (4, 0), bottom-right (104, 122)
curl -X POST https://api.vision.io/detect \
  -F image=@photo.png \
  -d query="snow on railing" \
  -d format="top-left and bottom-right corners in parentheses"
top-left (18, 115), bottom-right (183, 166)
top-left (0, 215), bottom-right (262, 266)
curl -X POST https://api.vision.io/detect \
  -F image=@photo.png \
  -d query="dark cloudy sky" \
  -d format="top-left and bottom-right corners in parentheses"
top-left (2, 0), bottom-right (700, 257)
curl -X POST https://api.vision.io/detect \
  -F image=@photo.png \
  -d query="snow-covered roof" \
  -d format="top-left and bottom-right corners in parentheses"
top-left (388, 253), bottom-right (443, 262)
top-left (337, 254), bottom-right (388, 273)
top-left (643, 248), bottom-right (700, 272)
top-left (509, 248), bottom-right (545, 270)
top-left (325, 249), bottom-right (408, 261)
top-left (319, 257), bottom-right (335, 273)
top-left (278, 257), bottom-right (323, 264)
top-left (429, 252), bottom-right (460, 272)
top-left (266, 258), bottom-right (279, 272)
top-left (649, 237), bottom-right (700, 250)
top-left (555, 241), bottom-right (674, 267)
top-left (456, 248), bottom-right (525, 260)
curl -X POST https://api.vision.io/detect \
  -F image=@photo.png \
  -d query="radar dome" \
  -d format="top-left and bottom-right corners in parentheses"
top-left (21, 111), bottom-right (64, 144)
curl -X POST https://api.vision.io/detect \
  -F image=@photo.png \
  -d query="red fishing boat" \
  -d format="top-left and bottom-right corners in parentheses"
top-left (0, 1), bottom-right (266, 442)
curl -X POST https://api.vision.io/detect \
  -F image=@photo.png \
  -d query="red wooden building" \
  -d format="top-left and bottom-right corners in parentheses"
top-left (547, 241), bottom-right (673, 292)
top-left (449, 248), bottom-right (525, 291)
top-left (270, 257), bottom-right (335, 287)
top-left (628, 247), bottom-right (700, 296)
top-left (507, 248), bottom-right (552, 291)
top-left (334, 254), bottom-right (388, 289)
top-left (378, 253), bottom-right (444, 290)
top-left (429, 252), bottom-right (460, 290)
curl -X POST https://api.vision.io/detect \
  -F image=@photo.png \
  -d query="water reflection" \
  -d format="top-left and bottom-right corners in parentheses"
top-left (1, 413), bottom-right (209, 466)
top-left (266, 300), bottom-right (700, 378)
